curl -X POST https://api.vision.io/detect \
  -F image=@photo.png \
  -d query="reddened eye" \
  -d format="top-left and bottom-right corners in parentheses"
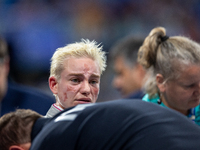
top-left (90, 79), bottom-right (99, 85)
top-left (71, 78), bottom-right (80, 83)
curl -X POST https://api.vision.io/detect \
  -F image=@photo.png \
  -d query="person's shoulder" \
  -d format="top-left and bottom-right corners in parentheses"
top-left (59, 99), bottom-right (164, 116)
top-left (142, 93), bottom-right (159, 103)
top-left (127, 90), bottom-right (145, 99)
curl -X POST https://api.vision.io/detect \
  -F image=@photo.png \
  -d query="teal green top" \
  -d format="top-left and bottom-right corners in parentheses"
top-left (142, 94), bottom-right (200, 126)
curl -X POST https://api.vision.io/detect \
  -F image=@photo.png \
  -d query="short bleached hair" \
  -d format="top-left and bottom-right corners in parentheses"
top-left (50, 39), bottom-right (107, 80)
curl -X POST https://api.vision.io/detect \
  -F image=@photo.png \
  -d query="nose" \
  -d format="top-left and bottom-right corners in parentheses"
top-left (112, 77), bottom-right (121, 89)
top-left (194, 83), bottom-right (200, 96)
top-left (80, 81), bottom-right (91, 96)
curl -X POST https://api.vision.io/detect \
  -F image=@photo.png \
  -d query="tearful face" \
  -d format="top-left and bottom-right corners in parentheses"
top-left (55, 57), bottom-right (101, 109)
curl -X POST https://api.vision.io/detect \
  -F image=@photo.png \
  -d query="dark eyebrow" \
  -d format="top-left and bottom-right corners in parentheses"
top-left (90, 74), bottom-right (100, 78)
top-left (69, 73), bottom-right (100, 78)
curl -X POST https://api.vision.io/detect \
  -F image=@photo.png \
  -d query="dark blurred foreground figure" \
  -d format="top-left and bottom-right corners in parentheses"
top-left (1, 100), bottom-right (200, 150)
top-left (0, 36), bottom-right (54, 116)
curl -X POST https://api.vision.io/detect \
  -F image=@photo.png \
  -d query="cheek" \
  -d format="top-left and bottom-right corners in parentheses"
top-left (66, 85), bottom-right (79, 95)
top-left (167, 87), bottom-right (192, 102)
top-left (179, 90), bottom-right (194, 100)
top-left (58, 84), bottom-right (79, 100)
top-left (92, 87), bottom-right (100, 96)
top-left (66, 85), bottom-right (80, 95)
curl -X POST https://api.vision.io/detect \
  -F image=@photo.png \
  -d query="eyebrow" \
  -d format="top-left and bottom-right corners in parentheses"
top-left (69, 73), bottom-right (100, 78)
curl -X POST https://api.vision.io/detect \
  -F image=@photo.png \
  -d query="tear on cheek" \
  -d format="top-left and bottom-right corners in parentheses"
top-left (71, 86), bottom-right (82, 94)
top-left (67, 86), bottom-right (77, 92)
top-left (63, 92), bottom-right (68, 101)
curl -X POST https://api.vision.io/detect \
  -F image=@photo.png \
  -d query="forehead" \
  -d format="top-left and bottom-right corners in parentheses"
top-left (114, 56), bottom-right (134, 70)
top-left (183, 64), bottom-right (200, 75)
top-left (63, 57), bottom-right (100, 75)
top-left (114, 57), bottom-right (127, 67)
top-left (173, 64), bottom-right (200, 82)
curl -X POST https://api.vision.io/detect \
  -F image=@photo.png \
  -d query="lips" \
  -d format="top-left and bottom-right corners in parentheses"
top-left (75, 98), bottom-right (92, 104)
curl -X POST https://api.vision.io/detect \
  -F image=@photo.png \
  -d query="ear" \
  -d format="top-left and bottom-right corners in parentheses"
top-left (49, 76), bottom-right (58, 94)
top-left (156, 74), bottom-right (166, 93)
top-left (9, 145), bottom-right (24, 150)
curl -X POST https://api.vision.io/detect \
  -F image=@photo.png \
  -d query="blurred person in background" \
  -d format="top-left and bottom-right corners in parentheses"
top-left (0, 36), bottom-right (54, 116)
top-left (45, 39), bottom-right (107, 117)
top-left (109, 36), bottom-right (146, 99)
top-left (138, 26), bottom-right (200, 126)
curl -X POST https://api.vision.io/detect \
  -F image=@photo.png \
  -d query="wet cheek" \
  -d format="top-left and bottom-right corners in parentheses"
top-left (67, 85), bottom-right (78, 92)
top-left (93, 87), bottom-right (100, 96)
top-left (62, 92), bottom-right (68, 102)
top-left (62, 86), bottom-right (78, 101)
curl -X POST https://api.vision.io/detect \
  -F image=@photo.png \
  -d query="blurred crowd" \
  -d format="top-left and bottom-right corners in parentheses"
top-left (0, 0), bottom-right (200, 101)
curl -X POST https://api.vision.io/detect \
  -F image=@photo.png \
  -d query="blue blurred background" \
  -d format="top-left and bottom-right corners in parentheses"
top-left (0, 0), bottom-right (200, 102)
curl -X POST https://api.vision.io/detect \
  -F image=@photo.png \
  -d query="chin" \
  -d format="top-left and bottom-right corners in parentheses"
top-left (189, 100), bottom-right (200, 108)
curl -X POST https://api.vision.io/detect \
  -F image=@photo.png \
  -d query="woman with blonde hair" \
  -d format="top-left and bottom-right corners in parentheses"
top-left (138, 27), bottom-right (200, 125)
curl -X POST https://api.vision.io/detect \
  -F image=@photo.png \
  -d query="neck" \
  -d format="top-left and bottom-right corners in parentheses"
top-left (161, 97), bottom-right (188, 116)
top-left (55, 102), bottom-right (65, 110)
top-left (55, 96), bottom-right (66, 109)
